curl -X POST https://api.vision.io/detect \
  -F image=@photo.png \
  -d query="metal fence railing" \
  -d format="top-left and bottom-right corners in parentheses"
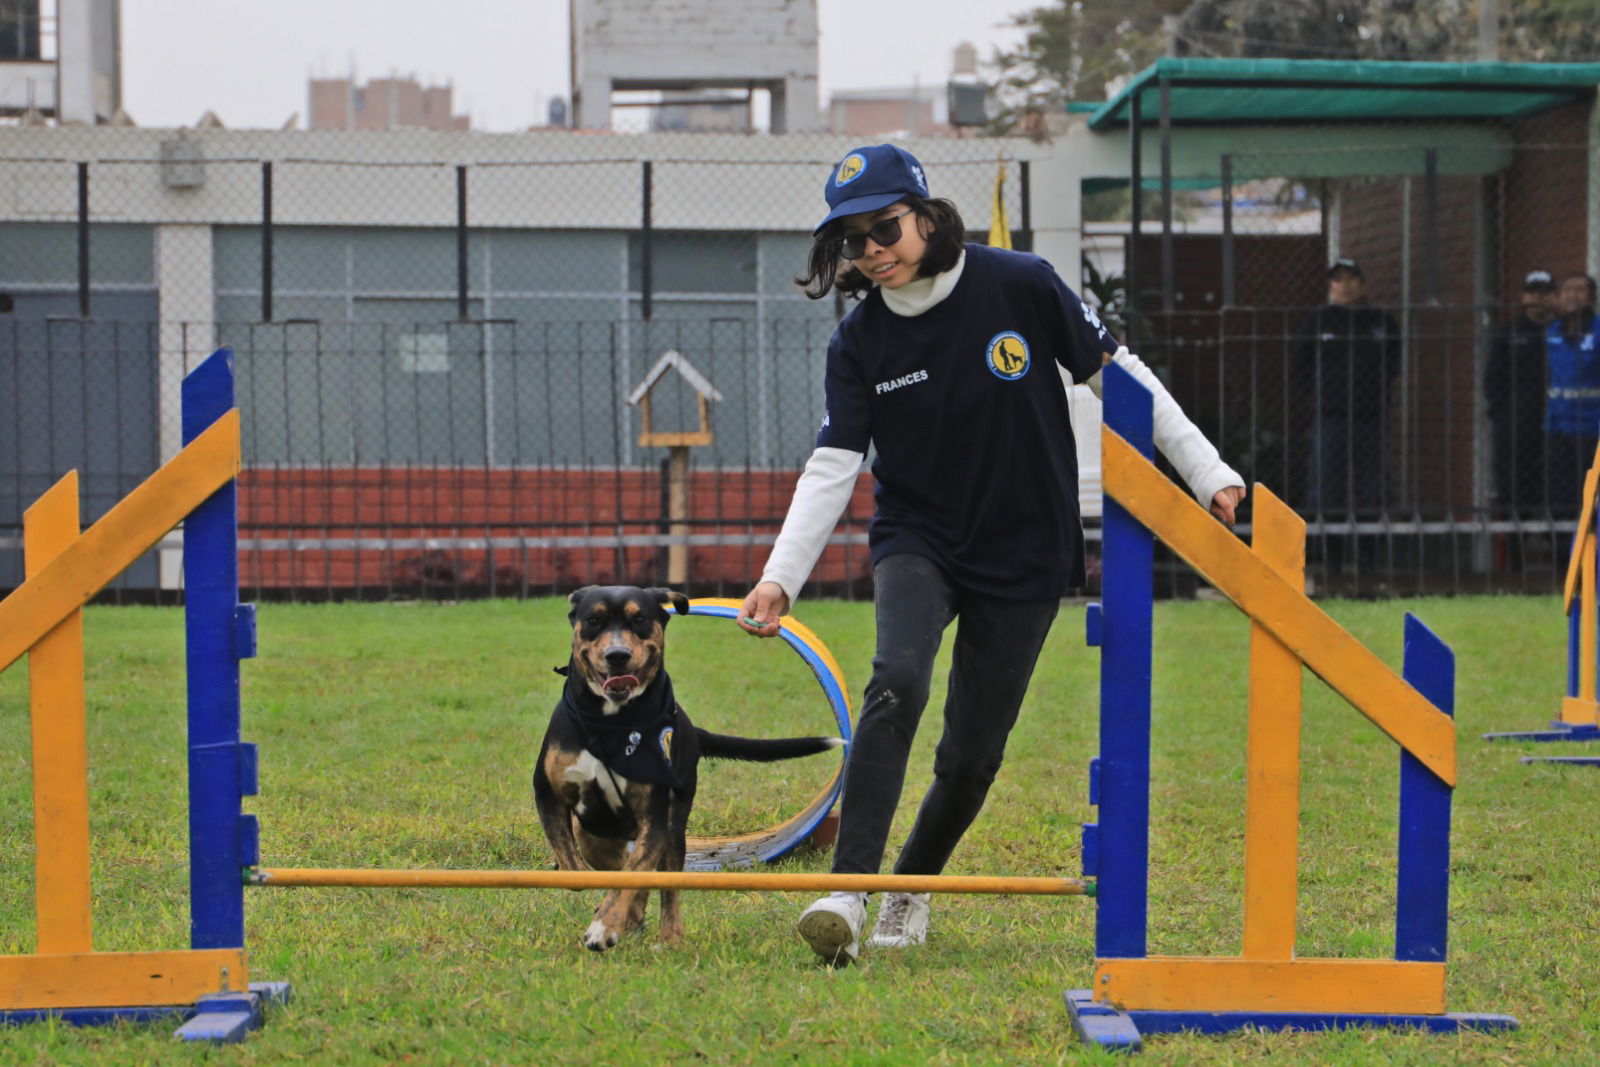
top-left (2, 125), bottom-right (1595, 600)
top-left (0, 301), bottom-right (1585, 603)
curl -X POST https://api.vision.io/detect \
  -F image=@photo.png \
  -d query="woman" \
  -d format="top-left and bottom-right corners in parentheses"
top-left (738, 144), bottom-right (1246, 965)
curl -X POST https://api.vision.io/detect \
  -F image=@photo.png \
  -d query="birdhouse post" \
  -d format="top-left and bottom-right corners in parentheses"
top-left (626, 350), bottom-right (724, 586)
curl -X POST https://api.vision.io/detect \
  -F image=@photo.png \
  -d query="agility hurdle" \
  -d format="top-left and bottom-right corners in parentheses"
top-left (0, 349), bottom-right (1512, 1051)
top-left (1484, 441), bottom-right (1600, 762)
top-left (1065, 362), bottom-right (1515, 1049)
top-left (0, 347), bottom-right (1086, 1044)
top-left (0, 348), bottom-right (284, 1040)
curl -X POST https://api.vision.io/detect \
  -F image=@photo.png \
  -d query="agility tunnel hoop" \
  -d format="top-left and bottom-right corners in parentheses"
top-left (677, 597), bottom-right (852, 868)
top-left (1066, 362), bottom-right (1515, 1050)
top-left (1485, 440), bottom-right (1600, 754)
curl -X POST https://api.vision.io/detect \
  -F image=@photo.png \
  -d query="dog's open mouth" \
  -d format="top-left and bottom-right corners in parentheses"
top-left (602, 674), bottom-right (640, 699)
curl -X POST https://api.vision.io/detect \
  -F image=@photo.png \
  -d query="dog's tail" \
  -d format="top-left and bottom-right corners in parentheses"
top-left (694, 730), bottom-right (844, 763)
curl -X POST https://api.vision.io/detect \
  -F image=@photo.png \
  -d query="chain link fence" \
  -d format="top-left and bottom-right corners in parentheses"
top-left (0, 130), bottom-right (1030, 601)
top-left (3, 119), bottom-right (1593, 602)
top-left (1089, 117), bottom-right (1594, 598)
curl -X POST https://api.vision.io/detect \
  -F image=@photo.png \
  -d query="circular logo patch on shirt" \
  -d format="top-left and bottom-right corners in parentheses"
top-left (986, 331), bottom-right (1031, 380)
top-left (835, 153), bottom-right (866, 187)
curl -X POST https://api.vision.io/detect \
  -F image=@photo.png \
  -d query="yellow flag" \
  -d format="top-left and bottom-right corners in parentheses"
top-left (990, 160), bottom-right (1013, 250)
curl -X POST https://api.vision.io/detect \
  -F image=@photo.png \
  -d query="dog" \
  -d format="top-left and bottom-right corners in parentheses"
top-left (534, 585), bottom-right (842, 952)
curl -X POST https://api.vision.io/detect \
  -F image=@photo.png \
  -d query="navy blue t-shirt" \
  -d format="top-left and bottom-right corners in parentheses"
top-left (816, 243), bottom-right (1117, 599)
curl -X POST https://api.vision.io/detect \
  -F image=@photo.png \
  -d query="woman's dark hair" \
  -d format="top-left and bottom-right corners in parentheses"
top-left (1561, 271), bottom-right (1598, 340)
top-left (795, 195), bottom-right (966, 300)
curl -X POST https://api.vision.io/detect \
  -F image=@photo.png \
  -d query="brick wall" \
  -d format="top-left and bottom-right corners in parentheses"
top-left (236, 466), bottom-right (876, 596)
top-left (1502, 101), bottom-right (1590, 298)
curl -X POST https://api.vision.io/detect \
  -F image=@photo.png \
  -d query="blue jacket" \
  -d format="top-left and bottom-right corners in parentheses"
top-left (1545, 314), bottom-right (1600, 435)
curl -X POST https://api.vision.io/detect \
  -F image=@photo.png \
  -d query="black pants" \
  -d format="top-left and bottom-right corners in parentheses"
top-left (831, 553), bottom-right (1060, 877)
top-left (1548, 432), bottom-right (1600, 522)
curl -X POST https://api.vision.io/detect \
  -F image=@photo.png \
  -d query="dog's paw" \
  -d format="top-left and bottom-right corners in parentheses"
top-left (584, 918), bottom-right (620, 952)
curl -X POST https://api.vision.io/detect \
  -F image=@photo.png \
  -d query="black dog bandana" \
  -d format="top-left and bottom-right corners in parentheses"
top-left (556, 666), bottom-right (683, 790)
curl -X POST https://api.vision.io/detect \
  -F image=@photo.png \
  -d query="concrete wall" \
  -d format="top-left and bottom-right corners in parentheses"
top-left (0, 126), bottom-right (1042, 229)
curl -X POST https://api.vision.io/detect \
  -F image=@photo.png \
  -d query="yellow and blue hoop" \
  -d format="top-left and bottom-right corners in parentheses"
top-left (680, 598), bottom-right (853, 869)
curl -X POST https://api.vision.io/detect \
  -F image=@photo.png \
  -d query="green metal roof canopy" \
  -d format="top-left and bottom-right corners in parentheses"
top-left (1089, 57), bottom-right (1600, 130)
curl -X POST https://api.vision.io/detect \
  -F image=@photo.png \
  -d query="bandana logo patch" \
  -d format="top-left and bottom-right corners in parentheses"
top-left (985, 331), bottom-right (1031, 381)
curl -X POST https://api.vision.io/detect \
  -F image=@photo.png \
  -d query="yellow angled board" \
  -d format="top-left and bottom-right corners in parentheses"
top-left (0, 411), bottom-right (240, 676)
top-left (1102, 428), bottom-right (1456, 786)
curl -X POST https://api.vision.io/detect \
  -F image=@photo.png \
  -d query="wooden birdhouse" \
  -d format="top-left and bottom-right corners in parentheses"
top-left (626, 349), bottom-right (724, 448)
top-left (627, 349), bottom-right (725, 584)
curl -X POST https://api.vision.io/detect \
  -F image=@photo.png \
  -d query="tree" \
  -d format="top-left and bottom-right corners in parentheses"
top-left (1503, 0), bottom-right (1600, 62)
top-left (988, 0), bottom-right (1600, 132)
top-left (988, 2), bottom-right (1186, 132)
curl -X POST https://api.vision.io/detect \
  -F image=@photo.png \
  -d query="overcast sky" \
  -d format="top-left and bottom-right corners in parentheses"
top-left (120, 0), bottom-right (1032, 131)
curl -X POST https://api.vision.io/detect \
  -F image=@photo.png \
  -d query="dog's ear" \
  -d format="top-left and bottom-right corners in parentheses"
top-left (647, 587), bottom-right (690, 623)
top-left (567, 586), bottom-right (598, 621)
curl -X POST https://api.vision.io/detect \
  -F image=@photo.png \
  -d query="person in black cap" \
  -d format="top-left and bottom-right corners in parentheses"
top-left (1484, 270), bottom-right (1556, 544)
top-left (1289, 258), bottom-right (1403, 569)
top-left (736, 143), bottom-right (1245, 965)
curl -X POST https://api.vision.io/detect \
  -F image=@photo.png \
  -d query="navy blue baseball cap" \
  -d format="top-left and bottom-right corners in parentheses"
top-left (815, 144), bottom-right (930, 235)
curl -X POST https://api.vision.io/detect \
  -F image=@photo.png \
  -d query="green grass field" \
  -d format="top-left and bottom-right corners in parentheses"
top-left (0, 594), bottom-right (1594, 1065)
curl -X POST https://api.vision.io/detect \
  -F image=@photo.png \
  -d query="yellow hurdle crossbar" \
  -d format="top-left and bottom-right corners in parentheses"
top-left (248, 868), bottom-right (1093, 895)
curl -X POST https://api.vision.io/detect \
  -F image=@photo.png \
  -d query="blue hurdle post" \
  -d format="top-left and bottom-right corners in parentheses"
top-left (1396, 614), bottom-right (1453, 962)
top-left (182, 347), bottom-right (254, 952)
top-left (1090, 361), bottom-right (1153, 962)
top-left (178, 347), bottom-right (286, 1040)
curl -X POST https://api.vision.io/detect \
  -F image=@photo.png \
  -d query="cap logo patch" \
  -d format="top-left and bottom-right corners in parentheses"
top-left (835, 153), bottom-right (867, 187)
top-left (986, 331), bottom-right (1031, 381)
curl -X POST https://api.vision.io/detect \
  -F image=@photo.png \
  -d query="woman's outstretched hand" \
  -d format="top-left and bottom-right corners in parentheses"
top-left (1211, 485), bottom-right (1247, 527)
top-left (738, 581), bottom-right (790, 637)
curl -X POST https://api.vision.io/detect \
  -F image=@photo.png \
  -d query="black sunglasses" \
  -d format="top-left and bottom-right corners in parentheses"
top-left (837, 209), bottom-right (915, 260)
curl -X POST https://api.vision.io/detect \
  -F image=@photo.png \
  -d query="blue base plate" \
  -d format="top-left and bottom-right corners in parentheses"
top-left (1484, 722), bottom-right (1600, 742)
top-left (0, 981), bottom-right (290, 1044)
top-left (1065, 989), bottom-right (1517, 1051)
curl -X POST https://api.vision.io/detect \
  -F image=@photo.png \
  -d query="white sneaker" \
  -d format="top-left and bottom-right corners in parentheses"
top-left (797, 892), bottom-right (866, 965)
top-left (867, 892), bottom-right (930, 948)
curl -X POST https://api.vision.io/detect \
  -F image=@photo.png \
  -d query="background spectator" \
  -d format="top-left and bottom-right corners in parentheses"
top-left (1290, 258), bottom-right (1403, 573)
top-left (1485, 269), bottom-right (1557, 522)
